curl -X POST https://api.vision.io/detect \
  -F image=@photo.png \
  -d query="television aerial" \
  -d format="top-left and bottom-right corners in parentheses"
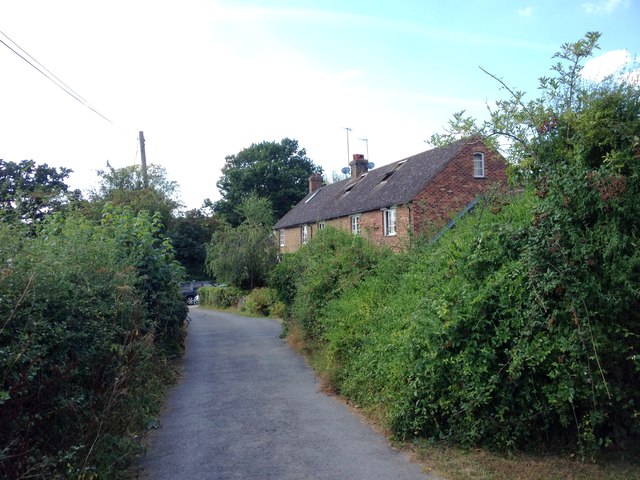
top-left (359, 137), bottom-right (370, 160)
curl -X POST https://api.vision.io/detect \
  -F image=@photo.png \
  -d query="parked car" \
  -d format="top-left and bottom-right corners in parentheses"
top-left (179, 280), bottom-right (213, 305)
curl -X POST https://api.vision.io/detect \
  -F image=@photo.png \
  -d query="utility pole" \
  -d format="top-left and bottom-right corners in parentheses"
top-left (139, 131), bottom-right (148, 188)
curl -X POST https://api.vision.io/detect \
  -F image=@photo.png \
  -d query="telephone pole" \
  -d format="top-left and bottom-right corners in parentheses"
top-left (139, 131), bottom-right (148, 188)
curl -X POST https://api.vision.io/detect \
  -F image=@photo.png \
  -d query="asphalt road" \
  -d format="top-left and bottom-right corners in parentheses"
top-left (137, 307), bottom-right (434, 480)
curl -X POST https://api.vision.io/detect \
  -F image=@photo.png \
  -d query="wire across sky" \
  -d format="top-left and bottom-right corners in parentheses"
top-left (0, 28), bottom-right (113, 124)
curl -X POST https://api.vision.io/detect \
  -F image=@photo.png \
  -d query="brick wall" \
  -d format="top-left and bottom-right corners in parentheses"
top-left (277, 205), bottom-right (412, 253)
top-left (358, 205), bottom-right (411, 251)
top-left (411, 139), bottom-right (508, 235)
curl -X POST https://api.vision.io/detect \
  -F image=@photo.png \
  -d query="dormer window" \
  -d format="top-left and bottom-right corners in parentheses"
top-left (473, 152), bottom-right (485, 178)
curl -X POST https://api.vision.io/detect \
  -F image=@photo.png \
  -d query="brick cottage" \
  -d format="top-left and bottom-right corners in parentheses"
top-left (274, 136), bottom-right (508, 253)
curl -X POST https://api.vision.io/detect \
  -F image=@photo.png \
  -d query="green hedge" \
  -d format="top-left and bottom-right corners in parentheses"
top-left (270, 227), bottom-right (380, 342)
top-left (198, 285), bottom-right (244, 309)
top-left (0, 207), bottom-right (187, 478)
top-left (271, 188), bottom-right (640, 455)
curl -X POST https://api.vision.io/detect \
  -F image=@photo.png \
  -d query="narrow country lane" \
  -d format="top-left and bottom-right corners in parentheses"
top-left (137, 307), bottom-right (435, 480)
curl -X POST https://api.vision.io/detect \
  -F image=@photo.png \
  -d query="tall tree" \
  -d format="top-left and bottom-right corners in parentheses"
top-left (206, 194), bottom-right (277, 290)
top-left (214, 138), bottom-right (321, 226)
top-left (0, 159), bottom-right (80, 224)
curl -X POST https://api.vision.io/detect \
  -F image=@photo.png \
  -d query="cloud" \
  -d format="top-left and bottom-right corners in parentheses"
top-left (582, 49), bottom-right (632, 81)
top-left (517, 6), bottom-right (533, 17)
top-left (582, 0), bottom-right (626, 14)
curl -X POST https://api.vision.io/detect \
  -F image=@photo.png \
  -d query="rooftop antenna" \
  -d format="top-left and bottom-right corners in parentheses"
top-left (343, 127), bottom-right (352, 165)
top-left (358, 137), bottom-right (369, 159)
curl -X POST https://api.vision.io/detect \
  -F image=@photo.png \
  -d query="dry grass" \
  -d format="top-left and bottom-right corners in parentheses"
top-left (410, 443), bottom-right (640, 480)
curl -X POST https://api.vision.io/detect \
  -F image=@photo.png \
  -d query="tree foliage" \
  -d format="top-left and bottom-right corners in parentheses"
top-left (206, 194), bottom-right (277, 290)
top-left (168, 208), bottom-right (221, 279)
top-left (214, 138), bottom-right (321, 226)
top-left (88, 163), bottom-right (181, 229)
top-left (0, 159), bottom-right (80, 224)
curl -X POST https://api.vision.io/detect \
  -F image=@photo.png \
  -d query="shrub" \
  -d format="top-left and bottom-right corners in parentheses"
top-left (270, 227), bottom-right (380, 343)
top-left (244, 287), bottom-right (279, 316)
top-left (199, 285), bottom-right (244, 309)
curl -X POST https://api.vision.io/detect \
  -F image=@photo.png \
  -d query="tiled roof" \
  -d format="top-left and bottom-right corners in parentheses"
top-left (274, 138), bottom-right (473, 229)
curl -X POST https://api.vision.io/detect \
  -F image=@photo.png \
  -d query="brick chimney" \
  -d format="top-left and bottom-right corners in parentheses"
top-left (349, 153), bottom-right (368, 179)
top-left (309, 173), bottom-right (323, 193)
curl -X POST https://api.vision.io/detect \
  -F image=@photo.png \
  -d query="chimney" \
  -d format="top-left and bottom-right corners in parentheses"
top-left (309, 173), bottom-right (323, 193)
top-left (349, 153), bottom-right (368, 179)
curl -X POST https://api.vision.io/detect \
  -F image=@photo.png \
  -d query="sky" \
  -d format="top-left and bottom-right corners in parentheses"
top-left (1, 0), bottom-right (638, 211)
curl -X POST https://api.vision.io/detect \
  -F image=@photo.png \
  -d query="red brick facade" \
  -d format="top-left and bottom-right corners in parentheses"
top-left (276, 138), bottom-right (508, 253)
top-left (411, 138), bottom-right (508, 234)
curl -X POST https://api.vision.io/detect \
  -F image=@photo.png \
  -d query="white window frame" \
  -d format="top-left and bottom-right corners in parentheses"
top-left (473, 152), bottom-right (485, 178)
top-left (301, 224), bottom-right (309, 244)
top-left (383, 208), bottom-right (397, 236)
top-left (351, 214), bottom-right (361, 235)
top-left (279, 228), bottom-right (285, 247)
top-left (317, 221), bottom-right (325, 230)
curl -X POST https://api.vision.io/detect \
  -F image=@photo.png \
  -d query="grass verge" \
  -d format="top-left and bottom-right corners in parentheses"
top-left (412, 442), bottom-right (640, 480)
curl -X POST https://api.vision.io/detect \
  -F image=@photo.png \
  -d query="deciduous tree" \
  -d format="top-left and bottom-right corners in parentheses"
top-left (206, 195), bottom-right (277, 290)
top-left (0, 159), bottom-right (80, 224)
top-left (214, 138), bottom-right (321, 226)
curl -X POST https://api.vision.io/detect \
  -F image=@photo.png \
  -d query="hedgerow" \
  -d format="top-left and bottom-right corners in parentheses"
top-left (0, 206), bottom-right (187, 478)
top-left (270, 227), bottom-right (380, 342)
top-left (198, 285), bottom-right (244, 309)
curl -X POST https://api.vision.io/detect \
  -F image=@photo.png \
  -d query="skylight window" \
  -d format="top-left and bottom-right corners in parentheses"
top-left (343, 174), bottom-right (366, 195)
top-left (305, 190), bottom-right (320, 203)
top-left (380, 171), bottom-right (394, 183)
top-left (379, 160), bottom-right (406, 185)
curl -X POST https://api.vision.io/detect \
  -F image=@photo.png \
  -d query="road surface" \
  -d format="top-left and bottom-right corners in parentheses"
top-left (137, 307), bottom-right (434, 480)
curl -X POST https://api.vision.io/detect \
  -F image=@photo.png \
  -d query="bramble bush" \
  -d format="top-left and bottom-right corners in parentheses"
top-left (0, 206), bottom-right (187, 478)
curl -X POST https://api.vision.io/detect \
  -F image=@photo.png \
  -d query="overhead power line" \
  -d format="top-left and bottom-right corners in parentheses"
top-left (0, 28), bottom-right (113, 124)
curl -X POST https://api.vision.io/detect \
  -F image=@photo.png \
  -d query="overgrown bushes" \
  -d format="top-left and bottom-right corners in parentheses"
top-left (244, 287), bottom-right (283, 317)
top-left (198, 285), bottom-right (285, 318)
top-left (0, 206), bottom-right (187, 478)
top-left (271, 227), bottom-right (380, 341)
top-left (199, 285), bottom-right (244, 309)
top-left (273, 186), bottom-right (640, 455)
